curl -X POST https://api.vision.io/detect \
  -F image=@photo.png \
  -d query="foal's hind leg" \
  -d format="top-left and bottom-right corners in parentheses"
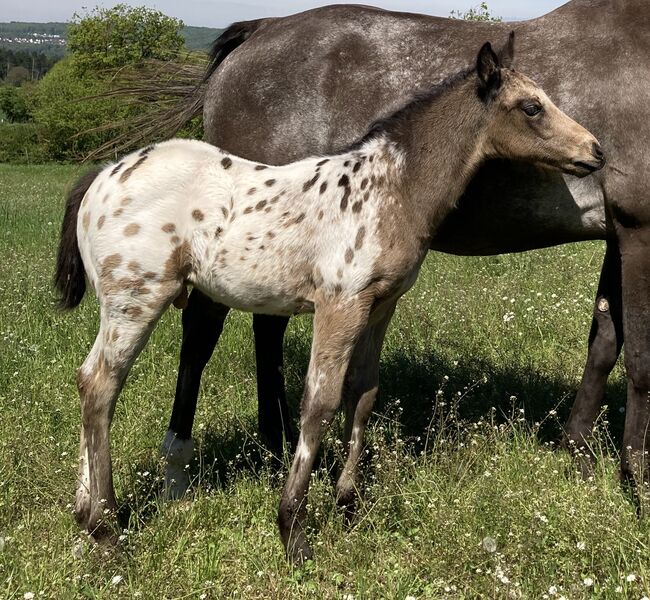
top-left (336, 300), bottom-right (396, 519)
top-left (76, 299), bottom-right (170, 538)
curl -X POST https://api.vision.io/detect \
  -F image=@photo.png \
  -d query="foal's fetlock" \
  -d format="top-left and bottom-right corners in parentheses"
top-left (160, 429), bottom-right (194, 499)
top-left (86, 502), bottom-right (120, 543)
top-left (336, 480), bottom-right (360, 525)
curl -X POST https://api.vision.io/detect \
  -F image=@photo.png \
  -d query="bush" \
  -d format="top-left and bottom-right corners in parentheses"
top-left (27, 57), bottom-right (138, 161)
top-left (0, 122), bottom-right (47, 163)
top-left (0, 84), bottom-right (32, 122)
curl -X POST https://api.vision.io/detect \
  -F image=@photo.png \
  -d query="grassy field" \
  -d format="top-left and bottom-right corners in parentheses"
top-left (0, 164), bottom-right (647, 599)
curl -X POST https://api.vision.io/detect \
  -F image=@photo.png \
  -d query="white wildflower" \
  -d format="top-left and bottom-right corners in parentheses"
top-left (482, 537), bottom-right (497, 553)
top-left (576, 541), bottom-right (586, 551)
top-left (503, 311), bottom-right (515, 323)
top-left (111, 575), bottom-right (123, 586)
top-left (583, 577), bottom-right (593, 587)
top-left (626, 574), bottom-right (637, 582)
top-left (405, 596), bottom-right (417, 600)
top-left (24, 594), bottom-right (35, 600)
top-left (548, 585), bottom-right (557, 595)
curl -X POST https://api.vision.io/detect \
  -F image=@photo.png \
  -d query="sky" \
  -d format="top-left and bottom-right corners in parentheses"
top-left (1, 0), bottom-right (569, 28)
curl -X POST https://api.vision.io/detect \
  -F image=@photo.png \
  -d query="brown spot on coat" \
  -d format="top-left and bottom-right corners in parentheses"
top-left (337, 268), bottom-right (343, 279)
top-left (284, 212), bottom-right (306, 227)
top-left (353, 162), bottom-right (361, 173)
top-left (270, 195), bottom-right (280, 204)
top-left (316, 158), bottom-right (329, 166)
top-left (302, 172), bottom-right (320, 192)
top-left (97, 215), bottom-right (105, 229)
top-left (360, 178), bottom-right (369, 190)
top-left (128, 260), bottom-right (141, 272)
top-left (265, 179), bottom-right (276, 187)
top-left (215, 227), bottom-right (223, 238)
top-left (267, 231), bottom-right (276, 239)
top-left (221, 157), bottom-right (232, 169)
top-left (254, 164), bottom-right (267, 170)
top-left (170, 235), bottom-right (180, 245)
top-left (121, 197), bottom-right (133, 207)
top-left (113, 208), bottom-right (124, 218)
top-left (256, 200), bottom-right (267, 211)
top-left (339, 174), bottom-right (351, 211)
top-left (355, 226), bottom-right (366, 250)
top-left (319, 181), bottom-right (328, 194)
top-left (352, 201), bottom-right (363, 213)
top-left (110, 162), bottom-right (124, 176)
top-left (221, 206), bottom-right (229, 218)
top-left (345, 248), bottom-right (354, 263)
top-left (192, 209), bottom-right (205, 221)
top-left (124, 223), bottom-right (140, 236)
top-left (162, 223), bottom-right (176, 234)
top-left (318, 210), bottom-right (324, 220)
top-left (248, 187), bottom-right (257, 195)
top-left (119, 155), bottom-right (148, 183)
top-left (244, 206), bottom-right (253, 214)
top-left (82, 212), bottom-right (90, 231)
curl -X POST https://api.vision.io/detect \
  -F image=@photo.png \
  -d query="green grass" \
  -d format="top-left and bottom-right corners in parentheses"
top-left (0, 164), bottom-right (646, 599)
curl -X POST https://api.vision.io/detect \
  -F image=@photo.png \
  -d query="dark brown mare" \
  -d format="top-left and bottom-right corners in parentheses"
top-left (157, 0), bottom-right (649, 490)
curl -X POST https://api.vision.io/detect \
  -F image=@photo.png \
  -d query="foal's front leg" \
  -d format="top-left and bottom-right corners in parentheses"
top-left (278, 297), bottom-right (372, 564)
top-left (336, 299), bottom-right (397, 518)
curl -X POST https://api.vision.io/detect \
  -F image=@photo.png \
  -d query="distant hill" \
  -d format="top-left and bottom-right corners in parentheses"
top-left (0, 21), bottom-right (223, 58)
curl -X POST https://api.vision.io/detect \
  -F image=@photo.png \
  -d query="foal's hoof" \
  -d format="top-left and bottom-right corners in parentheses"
top-left (286, 536), bottom-right (314, 566)
top-left (336, 490), bottom-right (359, 526)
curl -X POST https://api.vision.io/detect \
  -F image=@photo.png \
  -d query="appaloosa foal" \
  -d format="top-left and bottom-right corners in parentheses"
top-left (55, 37), bottom-right (603, 561)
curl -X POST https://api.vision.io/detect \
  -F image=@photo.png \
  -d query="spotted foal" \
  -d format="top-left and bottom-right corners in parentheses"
top-left (55, 35), bottom-right (604, 560)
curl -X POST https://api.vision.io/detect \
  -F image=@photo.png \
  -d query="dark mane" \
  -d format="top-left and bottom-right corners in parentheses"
top-left (347, 67), bottom-right (476, 151)
top-left (204, 19), bottom-right (268, 83)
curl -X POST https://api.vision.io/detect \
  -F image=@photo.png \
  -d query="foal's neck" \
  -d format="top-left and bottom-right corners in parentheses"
top-left (380, 76), bottom-right (489, 238)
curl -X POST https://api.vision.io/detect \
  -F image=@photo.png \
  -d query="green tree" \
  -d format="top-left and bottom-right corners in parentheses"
top-left (67, 4), bottom-right (184, 73)
top-left (0, 85), bottom-right (31, 122)
top-left (450, 2), bottom-right (502, 22)
top-left (5, 66), bottom-right (31, 85)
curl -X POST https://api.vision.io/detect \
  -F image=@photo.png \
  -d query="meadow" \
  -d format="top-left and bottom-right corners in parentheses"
top-left (1, 163), bottom-right (648, 599)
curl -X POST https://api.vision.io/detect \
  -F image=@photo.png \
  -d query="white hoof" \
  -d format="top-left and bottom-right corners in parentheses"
top-left (160, 430), bottom-right (194, 500)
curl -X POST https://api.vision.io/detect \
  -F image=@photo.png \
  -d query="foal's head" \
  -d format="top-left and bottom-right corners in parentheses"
top-left (477, 33), bottom-right (604, 177)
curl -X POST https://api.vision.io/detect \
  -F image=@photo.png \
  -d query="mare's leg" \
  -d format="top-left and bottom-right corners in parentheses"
top-left (278, 298), bottom-right (372, 564)
top-left (76, 300), bottom-right (166, 538)
top-left (563, 242), bottom-right (623, 469)
top-left (616, 221), bottom-right (650, 484)
top-left (253, 314), bottom-right (294, 455)
top-left (336, 300), bottom-right (397, 518)
top-left (164, 288), bottom-right (230, 498)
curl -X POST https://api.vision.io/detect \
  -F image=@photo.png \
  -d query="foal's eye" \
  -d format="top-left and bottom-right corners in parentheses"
top-left (522, 102), bottom-right (543, 117)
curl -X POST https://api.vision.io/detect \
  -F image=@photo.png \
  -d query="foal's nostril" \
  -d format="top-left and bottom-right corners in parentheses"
top-left (592, 142), bottom-right (604, 162)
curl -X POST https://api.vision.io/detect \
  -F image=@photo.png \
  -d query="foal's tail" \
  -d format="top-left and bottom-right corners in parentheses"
top-left (54, 168), bottom-right (101, 310)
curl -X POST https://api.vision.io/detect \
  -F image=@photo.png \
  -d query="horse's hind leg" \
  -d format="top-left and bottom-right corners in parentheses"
top-left (76, 300), bottom-right (168, 539)
top-left (336, 299), bottom-right (396, 519)
top-left (164, 289), bottom-right (230, 498)
top-left (563, 242), bottom-right (623, 473)
top-left (253, 314), bottom-right (293, 455)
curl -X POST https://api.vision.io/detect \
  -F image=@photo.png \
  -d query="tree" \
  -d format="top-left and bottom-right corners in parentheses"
top-left (5, 66), bottom-right (31, 85)
top-left (67, 4), bottom-right (185, 73)
top-left (0, 85), bottom-right (31, 122)
top-left (450, 2), bottom-right (502, 22)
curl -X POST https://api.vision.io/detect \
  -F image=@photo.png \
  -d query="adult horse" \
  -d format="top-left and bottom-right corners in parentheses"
top-left (160, 0), bottom-right (650, 492)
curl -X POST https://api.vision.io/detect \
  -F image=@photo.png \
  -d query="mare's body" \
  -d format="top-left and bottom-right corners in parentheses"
top-left (167, 0), bottom-right (650, 482)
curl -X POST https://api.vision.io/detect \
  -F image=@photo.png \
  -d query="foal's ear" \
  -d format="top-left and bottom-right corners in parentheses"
top-left (476, 42), bottom-right (501, 99)
top-left (498, 31), bottom-right (516, 69)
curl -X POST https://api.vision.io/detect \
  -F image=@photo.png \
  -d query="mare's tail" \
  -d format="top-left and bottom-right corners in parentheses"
top-left (54, 168), bottom-right (101, 310)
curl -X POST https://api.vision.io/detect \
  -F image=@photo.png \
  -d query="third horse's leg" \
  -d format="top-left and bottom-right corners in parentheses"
top-left (253, 314), bottom-right (294, 456)
top-left (164, 289), bottom-right (230, 498)
top-left (563, 242), bottom-right (623, 472)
